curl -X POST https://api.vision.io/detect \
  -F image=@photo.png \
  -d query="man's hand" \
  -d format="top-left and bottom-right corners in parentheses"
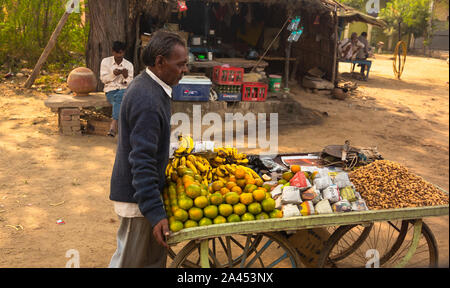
top-left (121, 69), bottom-right (128, 79)
top-left (153, 218), bottom-right (170, 249)
top-left (113, 68), bottom-right (122, 76)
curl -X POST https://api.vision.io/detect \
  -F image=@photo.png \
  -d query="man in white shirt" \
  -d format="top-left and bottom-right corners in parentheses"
top-left (100, 41), bottom-right (134, 137)
top-left (338, 32), bottom-right (365, 61)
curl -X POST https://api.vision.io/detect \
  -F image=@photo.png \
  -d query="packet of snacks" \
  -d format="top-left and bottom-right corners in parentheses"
top-left (339, 186), bottom-right (358, 202)
top-left (301, 186), bottom-right (319, 201)
top-left (322, 184), bottom-right (341, 203)
top-left (281, 186), bottom-right (303, 204)
top-left (282, 204), bottom-right (301, 218)
top-left (315, 199), bottom-right (333, 214)
top-left (289, 172), bottom-right (312, 191)
top-left (299, 201), bottom-right (315, 216)
top-left (332, 200), bottom-right (353, 213)
top-left (351, 199), bottom-right (369, 211)
top-left (333, 172), bottom-right (353, 188)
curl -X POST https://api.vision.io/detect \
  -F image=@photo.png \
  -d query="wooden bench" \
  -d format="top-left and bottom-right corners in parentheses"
top-left (44, 93), bottom-right (111, 135)
top-left (339, 59), bottom-right (372, 80)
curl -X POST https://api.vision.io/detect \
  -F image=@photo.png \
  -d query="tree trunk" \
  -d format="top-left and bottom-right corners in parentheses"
top-left (86, 0), bottom-right (130, 92)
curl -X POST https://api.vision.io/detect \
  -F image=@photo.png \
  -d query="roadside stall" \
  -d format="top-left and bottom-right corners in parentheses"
top-left (164, 136), bottom-right (449, 268)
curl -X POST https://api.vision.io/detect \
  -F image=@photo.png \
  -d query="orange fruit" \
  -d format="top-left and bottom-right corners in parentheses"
top-left (218, 203), bottom-right (233, 217)
top-left (226, 182), bottom-right (237, 190)
top-left (186, 183), bottom-right (202, 199)
top-left (255, 178), bottom-right (264, 187)
top-left (188, 207), bottom-right (203, 221)
top-left (213, 215), bottom-right (227, 224)
top-left (184, 220), bottom-right (198, 228)
top-left (239, 193), bottom-right (254, 205)
top-left (199, 217), bottom-right (212, 226)
top-left (168, 216), bottom-right (176, 225)
top-left (235, 167), bottom-right (246, 179)
top-left (227, 214), bottom-right (241, 223)
top-left (212, 181), bottom-right (225, 192)
top-left (182, 174), bottom-right (195, 184)
top-left (220, 187), bottom-right (231, 195)
top-left (255, 212), bottom-right (270, 220)
top-left (171, 206), bottom-right (179, 214)
top-left (209, 193), bottom-right (224, 205)
top-left (231, 185), bottom-right (242, 195)
top-left (241, 212), bottom-right (255, 221)
top-left (269, 209), bottom-right (283, 218)
top-left (265, 192), bottom-right (272, 199)
top-left (204, 205), bottom-right (219, 219)
top-left (194, 195), bottom-right (209, 208)
top-left (278, 179), bottom-right (288, 185)
top-left (178, 197), bottom-right (194, 210)
top-left (228, 175), bottom-right (237, 183)
top-left (225, 192), bottom-right (240, 205)
top-left (170, 220), bottom-right (184, 232)
top-left (282, 172), bottom-right (294, 181)
top-left (173, 209), bottom-right (188, 222)
top-left (252, 189), bottom-right (266, 202)
top-left (236, 179), bottom-right (247, 188)
top-left (261, 198), bottom-right (276, 212)
top-left (291, 165), bottom-right (301, 173)
top-left (247, 202), bottom-right (262, 215)
top-left (233, 203), bottom-right (247, 216)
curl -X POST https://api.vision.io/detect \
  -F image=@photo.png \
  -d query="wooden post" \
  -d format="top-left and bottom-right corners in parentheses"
top-left (24, 6), bottom-right (72, 89)
top-left (284, 41), bottom-right (292, 90)
top-left (331, 10), bottom-right (339, 85)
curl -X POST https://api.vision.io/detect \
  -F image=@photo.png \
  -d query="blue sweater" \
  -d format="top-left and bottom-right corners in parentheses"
top-left (110, 71), bottom-right (171, 227)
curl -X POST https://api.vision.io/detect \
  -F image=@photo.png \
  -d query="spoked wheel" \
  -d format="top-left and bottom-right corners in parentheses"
top-left (168, 235), bottom-right (263, 268)
top-left (318, 219), bottom-right (438, 268)
top-left (169, 232), bottom-right (302, 268)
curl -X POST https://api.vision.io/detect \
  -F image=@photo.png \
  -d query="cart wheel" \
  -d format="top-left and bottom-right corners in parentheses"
top-left (169, 232), bottom-right (302, 268)
top-left (167, 235), bottom-right (263, 268)
top-left (318, 220), bottom-right (438, 268)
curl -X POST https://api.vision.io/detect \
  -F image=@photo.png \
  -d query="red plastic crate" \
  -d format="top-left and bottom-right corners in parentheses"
top-left (212, 66), bottom-right (244, 85)
top-left (241, 82), bottom-right (268, 102)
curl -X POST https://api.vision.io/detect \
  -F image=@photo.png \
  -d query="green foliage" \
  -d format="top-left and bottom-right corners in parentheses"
top-left (0, 0), bottom-right (88, 71)
top-left (379, 0), bottom-right (431, 38)
top-left (337, 0), bottom-right (367, 11)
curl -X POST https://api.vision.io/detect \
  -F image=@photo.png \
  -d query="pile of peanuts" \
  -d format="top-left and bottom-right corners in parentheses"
top-left (349, 160), bottom-right (449, 210)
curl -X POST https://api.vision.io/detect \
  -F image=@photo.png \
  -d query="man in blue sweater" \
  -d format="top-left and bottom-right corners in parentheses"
top-left (109, 31), bottom-right (188, 268)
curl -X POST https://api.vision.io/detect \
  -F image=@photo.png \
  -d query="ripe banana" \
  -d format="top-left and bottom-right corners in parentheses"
top-left (175, 136), bottom-right (188, 154)
top-left (180, 156), bottom-right (186, 167)
top-left (186, 160), bottom-right (198, 174)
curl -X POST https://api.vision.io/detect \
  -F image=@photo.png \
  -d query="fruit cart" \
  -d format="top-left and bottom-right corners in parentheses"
top-left (166, 152), bottom-right (449, 268)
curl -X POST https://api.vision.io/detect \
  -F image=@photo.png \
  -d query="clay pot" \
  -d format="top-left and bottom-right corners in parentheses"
top-left (67, 67), bottom-right (97, 96)
top-left (332, 88), bottom-right (347, 100)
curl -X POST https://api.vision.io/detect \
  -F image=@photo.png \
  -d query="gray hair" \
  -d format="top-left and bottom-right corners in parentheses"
top-left (142, 31), bottom-right (186, 67)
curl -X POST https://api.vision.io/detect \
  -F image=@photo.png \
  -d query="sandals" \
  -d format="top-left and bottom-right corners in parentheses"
top-left (107, 130), bottom-right (116, 137)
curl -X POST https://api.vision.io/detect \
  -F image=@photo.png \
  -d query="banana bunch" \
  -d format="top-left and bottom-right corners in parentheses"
top-left (165, 154), bottom-right (213, 186)
top-left (212, 164), bottom-right (262, 182)
top-left (211, 147), bottom-right (249, 167)
top-left (174, 134), bottom-right (194, 156)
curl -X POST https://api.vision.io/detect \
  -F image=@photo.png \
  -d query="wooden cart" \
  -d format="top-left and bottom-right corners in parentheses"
top-left (167, 151), bottom-right (449, 268)
top-left (167, 203), bottom-right (448, 268)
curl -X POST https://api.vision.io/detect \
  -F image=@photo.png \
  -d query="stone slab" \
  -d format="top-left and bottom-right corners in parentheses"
top-left (44, 93), bottom-right (111, 109)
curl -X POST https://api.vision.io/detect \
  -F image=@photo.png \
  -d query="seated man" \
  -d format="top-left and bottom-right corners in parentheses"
top-left (338, 32), bottom-right (365, 61)
top-left (100, 41), bottom-right (134, 137)
top-left (356, 32), bottom-right (372, 77)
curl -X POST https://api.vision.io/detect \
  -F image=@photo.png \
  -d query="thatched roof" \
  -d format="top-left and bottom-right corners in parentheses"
top-left (337, 4), bottom-right (386, 27)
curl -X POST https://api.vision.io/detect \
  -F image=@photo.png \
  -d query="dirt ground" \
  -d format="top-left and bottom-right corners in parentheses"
top-left (0, 54), bottom-right (448, 268)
